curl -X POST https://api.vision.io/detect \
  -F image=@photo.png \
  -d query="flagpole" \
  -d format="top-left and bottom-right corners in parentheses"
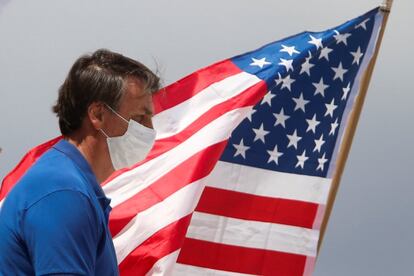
top-left (317, 0), bottom-right (393, 253)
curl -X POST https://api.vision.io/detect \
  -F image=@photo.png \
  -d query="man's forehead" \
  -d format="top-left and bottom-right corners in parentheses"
top-left (120, 82), bottom-right (154, 110)
top-left (124, 78), bottom-right (147, 96)
top-left (120, 78), bottom-right (153, 114)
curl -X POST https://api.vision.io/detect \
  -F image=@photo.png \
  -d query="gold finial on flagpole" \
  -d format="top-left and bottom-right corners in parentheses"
top-left (380, 0), bottom-right (393, 12)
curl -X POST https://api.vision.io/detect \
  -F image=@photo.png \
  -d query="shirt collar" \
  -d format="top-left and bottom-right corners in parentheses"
top-left (52, 139), bottom-right (111, 209)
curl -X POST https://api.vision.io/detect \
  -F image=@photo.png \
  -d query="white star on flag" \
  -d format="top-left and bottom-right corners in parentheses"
top-left (331, 62), bottom-right (348, 81)
top-left (333, 30), bottom-right (351, 45)
top-left (300, 51), bottom-right (314, 76)
top-left (250, 57), bottom-right (271, 68)
top-left (273, 108), bottom-right (290, 128)
top-left (317, 153), bottom-right (328, 171)
top-left (351, 47), bottom-right (364, 65)
top-left (306, 114), bottom-right (320, 133)
top-left (308, 35), bottom-right (323, 49)
top-left (292, 93), bottom-right (309, 112)
top-left (260, 92), bottom-right (275, 106)
top-left (319, 46), bottom-right (333, 61)
top-left (355, 18), bottom-right (370, 30)
top-left (287, 129), bottom-right (302, 149)
top-left (329, 118), bottom-right (339, 135)
top-left (324, 99), bottom-right (338, 117)
top-left (313, 134), bottom-right (325, 153)
top-left (280, 44), bottom-right (300, 56)
top-left (275, 73), bottom-right (283, 86)
top-left (342, 83), bottom-right (351, 100)
top-left (233, 139), bottom-right (250, 158)
top-left (252, 123), bottom-right (270, 143)
top-left (267, 145), bottom-right (284, 165)
top-left (279, 58), bottom-right (294, 72)
top-left (295, 150), bottom-right (309, 169)
top-left (280, 74), bottom-right (295, 91)
top-left (313, 77), bottom-right (329, 97)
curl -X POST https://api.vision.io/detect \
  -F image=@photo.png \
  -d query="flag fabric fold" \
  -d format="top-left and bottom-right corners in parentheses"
top-left (1, 7), bottom-right (383, 276)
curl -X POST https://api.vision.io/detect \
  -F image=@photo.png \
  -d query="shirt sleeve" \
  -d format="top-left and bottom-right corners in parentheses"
top-left (21, 190), bottom-right (100, 276)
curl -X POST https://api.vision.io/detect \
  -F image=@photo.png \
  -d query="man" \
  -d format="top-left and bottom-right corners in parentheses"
top-left (0, 49), bottom-right (160, 275)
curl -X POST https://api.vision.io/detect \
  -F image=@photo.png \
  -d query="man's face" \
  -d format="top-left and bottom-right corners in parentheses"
top-left (103, 77), bottom-right (154, 137)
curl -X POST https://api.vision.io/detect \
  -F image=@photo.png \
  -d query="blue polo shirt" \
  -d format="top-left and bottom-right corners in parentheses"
top-left (0, 139), bottom-right (119, 276)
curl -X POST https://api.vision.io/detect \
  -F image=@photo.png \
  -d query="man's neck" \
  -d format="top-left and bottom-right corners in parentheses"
top-left (66, 133), bottom-right (114, 184)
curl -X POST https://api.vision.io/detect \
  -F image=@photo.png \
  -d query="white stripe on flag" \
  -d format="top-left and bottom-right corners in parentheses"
top-left (104, 107), bottom-right (252, 207)
top-left (172, 263), bottom-right (254, 276)
top-left (186, 212), bottom-right (320, 257)
top-left (145, 250), bottom-right (181, 276)
top-left (153, 72), bottom-right (261, 139)
top-left (206, 161), bottom-right (332, 204)
top-left (113, 177), bottom-right (206, 263)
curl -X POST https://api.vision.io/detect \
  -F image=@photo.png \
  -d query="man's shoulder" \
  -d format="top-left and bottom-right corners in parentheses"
top-left (6, 147), bottom-right (93, 210)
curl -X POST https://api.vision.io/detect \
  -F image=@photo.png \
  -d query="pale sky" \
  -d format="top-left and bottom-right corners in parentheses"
top-left (0, 0), bottom-right (413, 275)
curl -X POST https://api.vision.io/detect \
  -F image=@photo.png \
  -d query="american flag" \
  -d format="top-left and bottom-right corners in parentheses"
top-left (0, 7), bottom-right (383, 276)
top-left (173, 7), bottom-right (383, 275)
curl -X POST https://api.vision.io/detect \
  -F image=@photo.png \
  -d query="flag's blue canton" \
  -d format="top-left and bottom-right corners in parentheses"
top-left (220, 8), bottom-right (379, 178)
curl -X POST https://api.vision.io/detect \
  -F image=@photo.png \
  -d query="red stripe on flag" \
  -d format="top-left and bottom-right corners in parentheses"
top-left (118, 214), bottom-right (193, 276)
top-left (103, 80), bottom-right (267, 184)
top-left (0, 136), bottom-right (62, 200)
top-left (109, 141), bottom-right (228, 237)
top-left (152, 60), bottom-right (241, 114)
top-left (177, 238), bottom-right (306, 276)
top-left (195, 187), bottom-right (319, 229)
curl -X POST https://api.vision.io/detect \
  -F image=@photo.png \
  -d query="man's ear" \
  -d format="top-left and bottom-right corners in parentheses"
top-left (88, 102), bottom-right (105, 130)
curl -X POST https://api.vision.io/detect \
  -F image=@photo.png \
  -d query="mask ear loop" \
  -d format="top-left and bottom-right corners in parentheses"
top-left (99, 104), bottom-right (111, 138)
top-left (104, 103), bottom-right (129, 124)
top-left (99, 128), bottom-right (110, 138)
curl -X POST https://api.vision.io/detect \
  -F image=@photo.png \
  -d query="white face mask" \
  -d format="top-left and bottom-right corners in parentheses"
top-left (100, 104), bottom-right (156, 170)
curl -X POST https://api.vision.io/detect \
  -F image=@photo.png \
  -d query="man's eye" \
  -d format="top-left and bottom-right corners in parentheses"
top-left (132, 115), bottom-right (144, 122)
